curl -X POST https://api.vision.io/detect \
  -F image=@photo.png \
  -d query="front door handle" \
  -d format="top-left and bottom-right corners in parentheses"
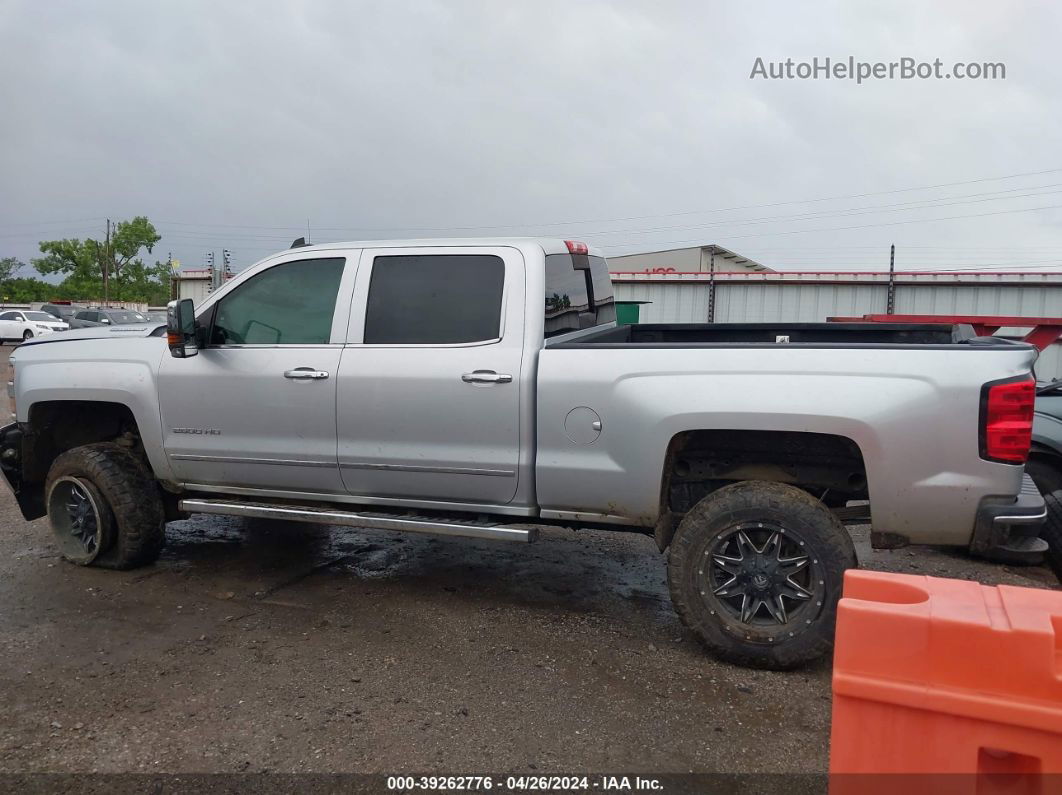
top-left (284, 368), bottom-right (329, 380)
top-left (461, 370), bottom-right (513, 384)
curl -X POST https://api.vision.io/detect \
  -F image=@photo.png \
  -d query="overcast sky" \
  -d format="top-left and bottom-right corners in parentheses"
top-left (2, 0), bottom-right (1061, 274)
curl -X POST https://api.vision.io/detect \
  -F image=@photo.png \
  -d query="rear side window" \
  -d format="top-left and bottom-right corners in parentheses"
top-left (211, 258), bottom-right (345, 345)
top-left (364, 254), bottom-right (504, 345)
top-left (544, 254), bottom-right (616, 337)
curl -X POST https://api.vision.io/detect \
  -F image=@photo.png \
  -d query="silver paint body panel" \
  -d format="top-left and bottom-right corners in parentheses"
top-left (536, 344), bottom-right (1036, 545)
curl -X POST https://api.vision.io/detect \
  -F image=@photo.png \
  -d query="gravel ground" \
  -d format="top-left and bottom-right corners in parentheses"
top-left (0, 347), bottom-right (1056, 776)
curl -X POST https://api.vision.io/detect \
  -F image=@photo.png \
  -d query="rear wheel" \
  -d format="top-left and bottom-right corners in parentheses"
top-left (1025, 458), bottom-right (1062, 581)
top-left (46, 443), bottom-right (165, 569)
top-left (667, 480), bottom-right (857, 669)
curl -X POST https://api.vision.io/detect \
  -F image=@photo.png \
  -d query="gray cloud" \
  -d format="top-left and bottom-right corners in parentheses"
top-left (2, 0), bottom-right (1061, 273)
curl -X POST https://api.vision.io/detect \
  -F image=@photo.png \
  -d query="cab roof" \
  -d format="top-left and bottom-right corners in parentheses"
top-left (271, 237), bottom-right (605, 259)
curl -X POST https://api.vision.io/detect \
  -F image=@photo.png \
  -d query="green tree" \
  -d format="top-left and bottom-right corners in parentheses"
top-left (3, 277), bottom-right (57, 303)
top-left (0, 256), bottom-right (26, 303)
top-left (34, 217), bottom-right (165, 303)
top-left (0, 256), bottom-right (25, 283)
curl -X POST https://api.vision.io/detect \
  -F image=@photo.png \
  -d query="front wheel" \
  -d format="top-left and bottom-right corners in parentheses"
top-left (21, 330), bottom-right (32, 341)
top-left (667, 480), bottom-right (857, 669)
top-left (46, 443), bottom-right (165, 569)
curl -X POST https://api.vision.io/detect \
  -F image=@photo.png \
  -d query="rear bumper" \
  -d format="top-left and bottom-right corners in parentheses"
top-left (990, 474), bottom-right (1048, 526)
top-left (970, 473), bottom-right (1047, 558)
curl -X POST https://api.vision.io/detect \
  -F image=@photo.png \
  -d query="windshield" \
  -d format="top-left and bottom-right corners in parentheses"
top-left (107, 311), bottom-right (147, 324)
top-left (25, 311), bottom-right (59, 321)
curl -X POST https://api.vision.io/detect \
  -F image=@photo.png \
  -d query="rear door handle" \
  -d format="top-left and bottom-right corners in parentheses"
top-left (462, 370), bottom-right (513, 384)
top-left (284, 368), bottom-right (329, 380)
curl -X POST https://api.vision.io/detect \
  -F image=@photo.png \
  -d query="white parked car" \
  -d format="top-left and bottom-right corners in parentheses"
top-left (0, 310), bottom-right (70, 343)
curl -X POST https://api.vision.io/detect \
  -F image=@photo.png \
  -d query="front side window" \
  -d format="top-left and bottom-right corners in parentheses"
top-left (211, 258), bottom-right (345, 345)
top-left (363, 254), bottom-right (504, 345)
top-left (0, 312), bottom-right (19, 321)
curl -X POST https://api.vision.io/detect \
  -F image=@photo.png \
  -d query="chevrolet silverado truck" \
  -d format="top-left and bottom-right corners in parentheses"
top-left (0, 238), bottom-right (1047, 669)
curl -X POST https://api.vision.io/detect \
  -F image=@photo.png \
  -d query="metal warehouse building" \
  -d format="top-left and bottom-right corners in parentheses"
top-left (608, 245), bottom-right (1062, 380)
top-left (606, 244), bottom-right (773, 275)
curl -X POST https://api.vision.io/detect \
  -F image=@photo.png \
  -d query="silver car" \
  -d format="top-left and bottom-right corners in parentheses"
top-left (68, 308), bottom-right (150, 329)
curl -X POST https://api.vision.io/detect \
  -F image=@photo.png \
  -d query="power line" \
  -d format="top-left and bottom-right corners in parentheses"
top-left (275, 166), bottom-right (1062, 232)
top-left (129, 166), bottom-right (1062, 235)
top-left (151, 181), bottom-right (1062, 249)
top-left (580, 185), bottom-right (1062, 239)
top-left (598, 201), bottom-right (1062, 250)
top-left (7, 168), bottom-right (1062, 246)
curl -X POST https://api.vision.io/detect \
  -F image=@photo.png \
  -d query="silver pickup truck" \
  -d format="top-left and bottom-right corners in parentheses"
top-left (0, 238), bottom-right (1046, 668)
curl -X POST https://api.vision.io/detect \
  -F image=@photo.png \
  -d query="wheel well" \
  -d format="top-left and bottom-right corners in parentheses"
top-left (23, 401), bottom-right (145, 484)
top-left (655, 429), bottom-right (868, 550)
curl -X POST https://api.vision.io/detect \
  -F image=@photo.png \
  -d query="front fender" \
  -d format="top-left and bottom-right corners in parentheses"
top-left (15, 342), bottom-right (174, 483)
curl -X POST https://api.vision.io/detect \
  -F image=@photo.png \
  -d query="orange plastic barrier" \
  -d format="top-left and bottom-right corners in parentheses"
top-left (829, 570), bottom-right (1062, 778)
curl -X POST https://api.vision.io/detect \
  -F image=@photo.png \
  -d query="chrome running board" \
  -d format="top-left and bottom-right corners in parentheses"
top-left (179, 498), bottom-right (537, 543)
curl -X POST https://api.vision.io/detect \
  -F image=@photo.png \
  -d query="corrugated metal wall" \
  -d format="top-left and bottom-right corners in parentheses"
top-left (894, 285), bottom-right (1062, 316)
top-left (617, 283), bottom-right (710, 324)
top-left (614, 275), bottom-right (1062, 381)
top-left (714, 283), bottom-right (890, 322)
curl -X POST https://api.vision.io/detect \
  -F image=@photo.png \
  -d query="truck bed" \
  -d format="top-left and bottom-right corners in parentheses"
top-left (552, 322), bottom-right (988, 347)
top-left (536, 321), bottom-right (1038, 544)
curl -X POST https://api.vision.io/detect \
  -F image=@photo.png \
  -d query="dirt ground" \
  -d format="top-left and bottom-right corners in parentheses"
top-left (0, 347), bottom-right (1056, 776)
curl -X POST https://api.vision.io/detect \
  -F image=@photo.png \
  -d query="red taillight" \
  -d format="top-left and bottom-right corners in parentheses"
top-left (980, 378), bottom-right (1035, 463)
top-left (565, 240), bottom-right (588, 255)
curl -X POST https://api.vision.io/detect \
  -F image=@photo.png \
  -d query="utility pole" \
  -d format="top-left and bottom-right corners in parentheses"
top-left (103, 219), bottom-right (111, 305)
top-left (707, 246), bottom-right (717, 323)
top-left (886, 243), bottom-right (896, 314)
top-left (167, 252), bottom-right (177, 300)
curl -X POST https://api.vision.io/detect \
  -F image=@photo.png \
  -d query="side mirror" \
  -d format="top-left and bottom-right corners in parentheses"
top-left (167, 299), bottom-right (199, 358)
top-left (100, 317), bottom-right (111, 325)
